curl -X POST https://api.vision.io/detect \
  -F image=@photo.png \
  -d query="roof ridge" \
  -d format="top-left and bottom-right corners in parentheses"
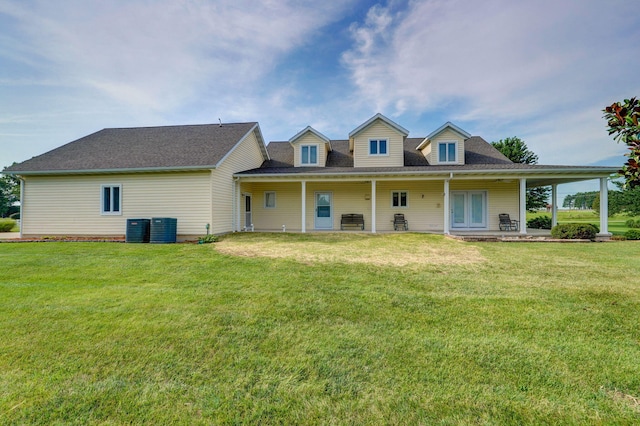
top-left (102, 122), bottom-right (258, 131)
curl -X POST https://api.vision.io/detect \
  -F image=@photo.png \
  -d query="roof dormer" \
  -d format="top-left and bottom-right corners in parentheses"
top-left (289, 126), bottom-right (332, 167)
top-left (348, 113), bottom-right (409, 168)
top-left (417, 122), bottom-right (470, 166)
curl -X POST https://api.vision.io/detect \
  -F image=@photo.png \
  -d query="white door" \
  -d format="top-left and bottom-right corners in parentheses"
top-left (315, 192), bottom-right (333, 229)
top-left (451, 191), bottom-right (487, 228)
top-left (244, 194), bottom-right (252, 229)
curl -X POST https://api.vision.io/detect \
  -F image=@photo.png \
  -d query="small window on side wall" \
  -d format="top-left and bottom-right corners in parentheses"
top-left (265, 191), bottom-right (276, 209)
top-left (101, 184), bottom-right (122, 215)
top-left (392, 191), bottom-right (408, 208)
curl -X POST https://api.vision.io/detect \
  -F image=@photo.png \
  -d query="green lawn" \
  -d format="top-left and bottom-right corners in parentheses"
top-left (528, 210), bottom-right (640, 235)
top-left (1, 234), bottom-right (639, 424)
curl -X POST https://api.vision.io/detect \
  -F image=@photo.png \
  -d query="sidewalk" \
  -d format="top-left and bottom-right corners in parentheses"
top-left (0, 232), bottom-right (21, 240)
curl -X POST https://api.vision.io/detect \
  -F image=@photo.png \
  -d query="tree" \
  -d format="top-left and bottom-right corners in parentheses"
top-left (491, 137), bottom-right (539, 164)
top-left (491, 137), bottom-right (551, 211)
top-left (0, 172), bottom-right (20, 218)
top-left (603, 97), bottom-right (640, 188)
top-left (608, 180), bottom-right (640, 216)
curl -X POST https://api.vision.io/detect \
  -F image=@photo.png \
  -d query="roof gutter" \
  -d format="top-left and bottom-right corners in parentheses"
top-left (233, 166), bottom-right (619, 179)
top-left (3, 165), bottom-right (218, 176)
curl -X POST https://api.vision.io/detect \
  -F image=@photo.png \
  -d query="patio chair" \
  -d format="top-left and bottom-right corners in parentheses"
top-left (393, 213), bottom-right (409, 231)
top-left (499, 213), bottom-right (519, 231)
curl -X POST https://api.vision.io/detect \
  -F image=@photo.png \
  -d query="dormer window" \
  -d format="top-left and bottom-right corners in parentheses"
top-left (369, 139), bottom-right (388, 155)
top-left (301, 145), bottom-right (318, 165)
top-left (438, 141), bottom-right (457, 163)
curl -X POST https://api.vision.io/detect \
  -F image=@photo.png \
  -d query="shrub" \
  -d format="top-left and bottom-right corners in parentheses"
top-left (0, 218), bottom-right (16, 232)
top-left (625, 219), bottom-right (640, 228)
top-left (624, 229), bottom-right (640, 240)
top-left (527, 215), bottom-right (552, 229)
top-left (197, 234), bottom-right (219, 244)
top-left (551, 223), bottom-right (598, 240)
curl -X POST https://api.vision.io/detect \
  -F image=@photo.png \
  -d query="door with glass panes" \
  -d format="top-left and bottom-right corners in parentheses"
top-left (451, 191), bottom-right (487, 228)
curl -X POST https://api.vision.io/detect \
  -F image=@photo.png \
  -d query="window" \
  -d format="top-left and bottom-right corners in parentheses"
top-left (101, 184), bottom-right (122, 215)
top-left (264, 191), bottom-right (276, 208)
top-left (369, 139), bottom-right (388, 155)
top-left (438, 141), bottom-right (457, 163)
top-left (301, 145), bottom-right (318, 165)
top-left (392, 191), bottom-right (408, 208)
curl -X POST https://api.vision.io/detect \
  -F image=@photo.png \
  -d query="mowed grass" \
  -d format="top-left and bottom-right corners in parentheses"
top-left (0, 234), bottom-right (639, 424)
top-left (528, 210), bottom-right (640, 235)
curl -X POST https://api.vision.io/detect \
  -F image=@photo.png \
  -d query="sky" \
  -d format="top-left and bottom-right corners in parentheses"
top-left (1, 0), bottom-right (638, 199)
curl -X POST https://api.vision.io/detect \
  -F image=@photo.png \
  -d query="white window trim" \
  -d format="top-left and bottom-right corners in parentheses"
top-left (438, 140), bottom-right (458, 164)
top-left (391, 190), bottom-right (409, 208)
top-left (264, 191), bottom-right (276, 209)
top-left (369, 139), bottom-right (389, 156)
top-left (101, 184), bottom-right (122, 215)
top-left (301, 144), bottom-right (319, 165)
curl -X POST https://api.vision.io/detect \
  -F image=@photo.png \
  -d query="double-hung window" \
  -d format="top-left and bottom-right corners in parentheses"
top-left (264, 191), bottom-right (276, 209)
top-left (392, 191), bottom-right (408, 208)
top-left (301, 145), bottom-right (318, 165)
top-left (101, 184), bottom-right (122, 215)
top-left (438, 141), bottom-right (457, 163)
top-left (369, 139), bottom-right (388, 155)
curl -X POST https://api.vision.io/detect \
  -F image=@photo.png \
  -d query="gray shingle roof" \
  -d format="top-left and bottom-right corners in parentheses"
top-left (5, 122), bottom-right (260, 174)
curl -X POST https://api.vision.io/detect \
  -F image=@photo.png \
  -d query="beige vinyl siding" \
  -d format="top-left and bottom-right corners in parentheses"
top-left (243, 181), bottom-right (371, 231)
top-left (420, 142), bottom-right (432, 163)
top-left (321, 182), bottom-right (371, 231)
top-left (241, 182), bottom-right (303, 231)
top-left (429, 129), bottom-right (466, 165)
top-left (21, 172), bottom-right (210, 237)
top-left (210, 130), bottom-right (265, 234)
top-left (291, 133), bottom-right (328, 167)
top-left (450, 180), bottom-right (519, 230)
top-left (375, 181), bottom-right (445, 232)
top-left (235, 177), bottom-right (520, 233)
top-left (353, 121), bottom-right (404, 168)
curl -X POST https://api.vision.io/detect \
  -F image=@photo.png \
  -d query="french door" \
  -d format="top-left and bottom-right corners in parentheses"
top-left (451, 191), bottom-right (487, 228)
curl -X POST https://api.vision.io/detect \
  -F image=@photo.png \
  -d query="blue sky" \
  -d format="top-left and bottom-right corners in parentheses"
top-left (1, 0), bottom-right (638, 199)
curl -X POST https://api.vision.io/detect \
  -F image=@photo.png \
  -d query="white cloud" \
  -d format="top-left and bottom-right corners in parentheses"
top-left (0, 0), bottom-right (359, 165)
top-left (342, 0), bottom-right (639, 164)
top-left (0, 0), bottom-right (355, 111)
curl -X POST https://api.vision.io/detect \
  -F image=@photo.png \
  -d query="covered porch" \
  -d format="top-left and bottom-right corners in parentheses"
top-left (233, 170), bottom-right (613, 239)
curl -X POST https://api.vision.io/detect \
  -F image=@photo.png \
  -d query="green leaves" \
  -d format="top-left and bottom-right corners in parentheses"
top-left (603, 97), bottom-right (640, 189)
top-left (491, 136), bottom-right (539, 165)
top-left (491, 137), bottom-right (549, 210)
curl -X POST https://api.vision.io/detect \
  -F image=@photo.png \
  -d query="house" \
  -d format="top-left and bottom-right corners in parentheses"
top-left (4, 114), bottom-right (617, 240)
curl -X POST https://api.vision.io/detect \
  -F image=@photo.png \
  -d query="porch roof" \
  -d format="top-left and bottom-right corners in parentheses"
top-left (234, 163), bottom-right (618, 186)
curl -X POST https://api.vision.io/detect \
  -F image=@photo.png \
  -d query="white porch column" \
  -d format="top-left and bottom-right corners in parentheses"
top-left (551, 184), bottom-right (558, 227)
top-left (443, 179), bottom-right (450, 235)
top-left (371, 180), bottom-right (377, 233)
top-left (235, 179), bottom-right (241, 232)
top-left (598, 177), bottom-right (611, 237)
top-left (19, 178), bottom-right (24, 238)
top-left (301, 181), bottom-right (306, 233)
top-left (519, 178), bottom-right (527, 234)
